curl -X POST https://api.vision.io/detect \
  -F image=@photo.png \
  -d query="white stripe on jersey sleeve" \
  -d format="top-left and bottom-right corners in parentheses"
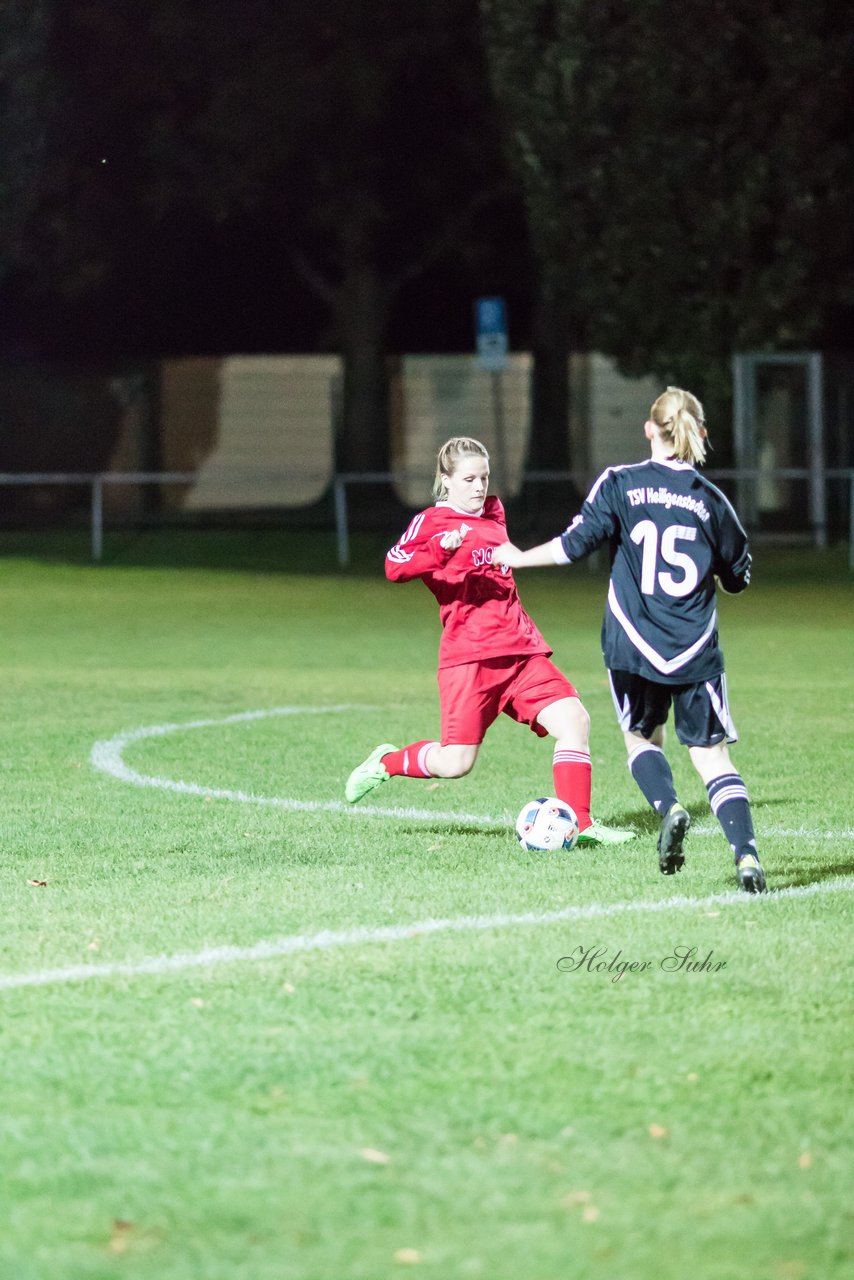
top-left (585, 461), bottom-right (647, 506)
top-left (703, 477), bottom-right (749, 538)
top-left (607, 581), bottom-right (719, 675)
top-left (387, 511), bottom-right (426, 562)
top-left (387, 546), bottom-right (414, 563)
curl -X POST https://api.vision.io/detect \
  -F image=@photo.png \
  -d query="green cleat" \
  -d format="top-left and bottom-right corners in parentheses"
top-left (576, 820), bottom-right (636, 847)
top-left (345, 743), bottom-right (397, 803)
top-left (735, 852), bottom-right (767, 894)
top-left (658, 802), bottom-right (691, 875)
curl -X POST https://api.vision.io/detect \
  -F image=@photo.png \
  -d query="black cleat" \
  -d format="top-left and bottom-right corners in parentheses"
top-left (657, 803), bottom-right (691, 875)
top-left (736, 852), bottom-right (767, 894)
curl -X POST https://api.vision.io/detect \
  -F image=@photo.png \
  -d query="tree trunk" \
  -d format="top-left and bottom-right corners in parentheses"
top-left (528, 281), bottom-right (572, 472)
top-left (336, 250), bottom-right (390, 474)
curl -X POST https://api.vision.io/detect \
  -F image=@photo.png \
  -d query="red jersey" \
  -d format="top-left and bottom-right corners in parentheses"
top-left (385, 496), bottom-right (552, 668)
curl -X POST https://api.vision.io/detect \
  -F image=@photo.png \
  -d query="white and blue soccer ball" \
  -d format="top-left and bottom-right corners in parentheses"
top-left (515, 797), bottom-right (580, 852)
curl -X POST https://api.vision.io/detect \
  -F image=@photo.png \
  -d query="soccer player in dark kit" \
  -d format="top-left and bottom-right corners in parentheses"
top-left (495, 387), bottom-right (767, 893)
top-left (345, 436), bottom-right (634, 846)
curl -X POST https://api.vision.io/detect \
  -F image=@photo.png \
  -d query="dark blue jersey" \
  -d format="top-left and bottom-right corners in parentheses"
top-left (550, 459), bottom-right (751, 684)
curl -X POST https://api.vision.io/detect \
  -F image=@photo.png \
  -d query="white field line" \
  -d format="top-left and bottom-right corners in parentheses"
top-left (90, 705), bottom-right (505, 825)
top-left (89, 706), bottom-right (854, 839)
top-left (3, 877), bottom-right (853, 992)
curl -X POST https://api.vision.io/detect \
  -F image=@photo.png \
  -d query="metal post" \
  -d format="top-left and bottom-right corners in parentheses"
top-left (490, 368), bottom-right (508, 497)
top-left (731, 354), bottom-right (754, 526)
top-left (807, 352), bottom-right (827, 549)
top-left (333, 476), bottom-right (349, 568)
top-left (91, 476), bottom-right (104, 562)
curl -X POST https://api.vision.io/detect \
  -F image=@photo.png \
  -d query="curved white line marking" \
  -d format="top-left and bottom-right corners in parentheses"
top-left (68, 710), bottom-right (854, 997)
top-left (3, 877), bottom-right (852, 992)
top-left (90, 705), bottom-right (506, 825)
top-left (90, 705), bottom-right (854, 840)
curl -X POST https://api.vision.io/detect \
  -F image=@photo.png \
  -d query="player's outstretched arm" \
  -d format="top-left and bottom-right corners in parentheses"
top-left (386, 518), bottom-right (466, 581)
top-left (494, 539), bottom-right (560, 569)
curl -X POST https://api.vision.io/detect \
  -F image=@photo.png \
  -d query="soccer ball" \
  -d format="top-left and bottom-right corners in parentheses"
top-left (515, 797), bottom-right (579, 852)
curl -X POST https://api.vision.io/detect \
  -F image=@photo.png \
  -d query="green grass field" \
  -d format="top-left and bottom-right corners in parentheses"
top-left (1, 530), bottom-right (852, 1280)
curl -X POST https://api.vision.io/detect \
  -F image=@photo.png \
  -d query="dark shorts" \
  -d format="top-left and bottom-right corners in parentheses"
top-left (607, 669), bottom-right (738, 747)
top-left (438, 654), bottom-right (578, 745)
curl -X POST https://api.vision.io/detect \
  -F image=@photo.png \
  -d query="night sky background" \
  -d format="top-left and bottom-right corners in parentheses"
top-left (0, 0), bottom-right (852, 475)
top-left (1, 1), bottom-right (534, 361)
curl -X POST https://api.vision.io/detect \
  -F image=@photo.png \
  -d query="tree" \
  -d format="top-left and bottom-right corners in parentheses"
top-left (275, 0), bottom-right (515, 470)
top-left (0, 1), bottom-right (56, 281)
top-left (479, 1), bottom-right (587, 471)
top-left (480, 0), bottom-right (854, 435)
top-left (578, 0), bottom-right (854, 367)
top-left (1, 0), bottom-right (522, 471)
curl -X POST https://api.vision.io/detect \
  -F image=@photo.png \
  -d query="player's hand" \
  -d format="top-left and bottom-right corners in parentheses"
top-left (493, 540), bottom-right (522, 567)
top-left (440, 528), bottom-right (465, 550)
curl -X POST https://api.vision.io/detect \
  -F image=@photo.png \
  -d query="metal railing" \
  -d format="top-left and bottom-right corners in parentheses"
top-left (0, 468), bottom-right (851, 568)
top-left (333, 468), bottom-right (854, 569)
top-left (0, 472), bottom-right (196, 561)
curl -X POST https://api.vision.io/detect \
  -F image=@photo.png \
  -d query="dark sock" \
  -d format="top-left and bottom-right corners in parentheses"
top-left (706, 773), bottom-right (757, 860)
top-left (628, 744), bottom-right (678, 814)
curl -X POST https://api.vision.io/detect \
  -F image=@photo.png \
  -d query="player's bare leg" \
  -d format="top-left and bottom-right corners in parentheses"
top-left (345, 741), bottom-right (480, 803)
top-left (420, 743), bottom-right (480, 778)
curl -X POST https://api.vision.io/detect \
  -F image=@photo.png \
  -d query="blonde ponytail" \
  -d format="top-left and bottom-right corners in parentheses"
top-left (433, 437), bottom-right (490, 499)
top-left (650, 387), bottom-right (708, 465)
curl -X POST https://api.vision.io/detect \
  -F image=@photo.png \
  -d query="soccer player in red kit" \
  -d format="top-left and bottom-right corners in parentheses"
top-left (345, 436), bottom-right (634, 846)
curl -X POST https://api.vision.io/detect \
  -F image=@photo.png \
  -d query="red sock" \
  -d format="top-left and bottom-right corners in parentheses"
top-left (553, 747), bottom-right (592, 831)
top-left (382, 741), bottom-right (438, 779)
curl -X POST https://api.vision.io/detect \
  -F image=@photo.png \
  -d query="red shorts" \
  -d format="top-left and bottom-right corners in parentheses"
top-left (438, 654), bottom-right (578, 745)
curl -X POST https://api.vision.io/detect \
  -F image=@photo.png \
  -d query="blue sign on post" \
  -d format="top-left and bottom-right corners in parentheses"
top-left (475, 297), bottom-right (508, 371)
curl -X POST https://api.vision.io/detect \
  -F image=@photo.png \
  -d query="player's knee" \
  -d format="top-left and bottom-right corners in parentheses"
top-left (626, 725), bottom-right (665, 754)
top-left (560, 697), bottom-right (590, 741)
top-left (449, 746), bottom-right (477, 777)
top-left (541, 695), bottom-right (589, 743)
top-left (689, 741), bottom-right (730, 781)
top-left (433, 745), bottom-right (477, 778)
